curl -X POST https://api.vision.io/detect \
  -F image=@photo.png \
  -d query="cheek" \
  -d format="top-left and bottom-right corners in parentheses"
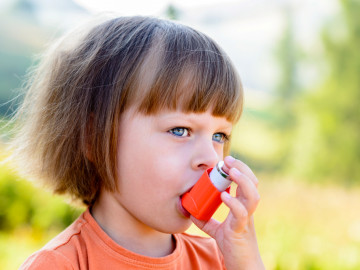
top-left (116, 131), bottom-right (191, 194)
top-left (212, 141), bottom-right (225, 159)
top-left (116, 142), bottom-right (174, 193)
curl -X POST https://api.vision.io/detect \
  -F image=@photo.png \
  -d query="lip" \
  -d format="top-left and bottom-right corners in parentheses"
top-left (178, 196), bottom-right (191, 218)
top-left (177, 176), bottom-right (199, 218)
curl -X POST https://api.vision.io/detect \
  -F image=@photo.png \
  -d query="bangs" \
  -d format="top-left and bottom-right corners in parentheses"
top-left (134, 24), bottom-right (243, 123)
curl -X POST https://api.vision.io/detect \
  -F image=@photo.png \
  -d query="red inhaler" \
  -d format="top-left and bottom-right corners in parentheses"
top-left (181, 161), bottom-right (232, 221)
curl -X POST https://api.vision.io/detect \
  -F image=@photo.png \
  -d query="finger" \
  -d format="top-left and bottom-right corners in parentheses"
top-left (225, 156), bottom-right (258, 187)
top-left (229, 167), bottom-right (260, 215)
top-left (224, 156), bottom-right (259, 187)
top-left (221, 192), bottom-right (248, 232)
top-left (190, 216), bottom-right (220, 239)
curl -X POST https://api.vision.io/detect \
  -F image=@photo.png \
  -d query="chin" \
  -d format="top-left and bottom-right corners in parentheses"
top-left (157, 219), bottom-right (193, 235)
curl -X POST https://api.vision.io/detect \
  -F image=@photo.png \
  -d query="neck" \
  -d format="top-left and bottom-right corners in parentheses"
top-left (91, 190), bottom-right (175, 257)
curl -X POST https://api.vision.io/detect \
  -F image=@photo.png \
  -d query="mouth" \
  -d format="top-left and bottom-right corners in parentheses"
top-left (178, 195), bottom-right (191, 218)
top-left (178, 179), bottom-right (198, 218)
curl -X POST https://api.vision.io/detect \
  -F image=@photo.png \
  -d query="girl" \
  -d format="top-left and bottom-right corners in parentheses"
top-left (13, 16), bottom-right (264, 269)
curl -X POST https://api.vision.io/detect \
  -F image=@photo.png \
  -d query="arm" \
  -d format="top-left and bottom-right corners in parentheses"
top-left (191, 156), bottom-right (265, 270)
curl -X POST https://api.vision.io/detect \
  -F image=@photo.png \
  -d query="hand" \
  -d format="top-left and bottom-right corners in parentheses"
top-left (190, 156), bottom-right (265, 270)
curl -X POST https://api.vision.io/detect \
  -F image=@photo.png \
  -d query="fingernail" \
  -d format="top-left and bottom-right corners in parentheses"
top-left (225, 156), bottom-right (235, 164)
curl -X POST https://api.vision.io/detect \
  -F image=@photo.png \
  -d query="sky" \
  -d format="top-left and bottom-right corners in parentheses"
top-left (73, 0), bottom-right (241, 17)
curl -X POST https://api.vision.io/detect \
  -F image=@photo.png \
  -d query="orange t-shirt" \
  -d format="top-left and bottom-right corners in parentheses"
top-left (19, 209), bottom-right (226, 269)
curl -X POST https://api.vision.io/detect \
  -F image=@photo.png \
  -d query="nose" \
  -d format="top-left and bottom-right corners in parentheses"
top-left (190, 137), bottom-right (219, 171)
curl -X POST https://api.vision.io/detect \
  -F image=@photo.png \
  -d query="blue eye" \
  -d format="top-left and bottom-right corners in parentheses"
top-left (169, 127), bottom-right (190, 137)
top-left (212, 133), bottom-right (229, 143)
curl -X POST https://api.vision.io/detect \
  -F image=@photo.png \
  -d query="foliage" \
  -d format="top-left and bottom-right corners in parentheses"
top-left (274, 7), bottom-right (300, 108)
top-left (230, 109), bottom-right (286, 173)
top-left (0, 170), bottom-right (82, 234)
top-left (262, 6), bottom-right (302, 174)
top-left (165, 4), bottom-right (180, 20)
top-left (0, 153), bottom-right (83, 269)
top-left (293, 0), bottom-right (360, 184)
top-left (0, 149), bottom-right (83, 234)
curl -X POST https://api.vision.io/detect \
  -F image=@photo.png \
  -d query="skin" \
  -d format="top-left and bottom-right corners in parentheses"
top-left (91, 108), bottom-right (264, 269)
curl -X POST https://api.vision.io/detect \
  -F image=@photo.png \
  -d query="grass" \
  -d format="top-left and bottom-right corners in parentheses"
top-left (255, 178), bottom-right (360, 269)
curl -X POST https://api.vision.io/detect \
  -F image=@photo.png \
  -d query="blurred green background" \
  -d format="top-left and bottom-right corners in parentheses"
top-left (1, 0), bottom-right (360, 269)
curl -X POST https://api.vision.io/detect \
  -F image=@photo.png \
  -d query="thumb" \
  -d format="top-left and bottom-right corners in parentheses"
top-left (190, 216), bottom-right (220, 239)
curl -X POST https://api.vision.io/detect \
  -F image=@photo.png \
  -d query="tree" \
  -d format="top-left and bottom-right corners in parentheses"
top-left (165, 4), bottom-right (180, 20)
top-left (302, 0), bottom-right (360, 184)
top-left (269, 6), bottom-right (301, 171)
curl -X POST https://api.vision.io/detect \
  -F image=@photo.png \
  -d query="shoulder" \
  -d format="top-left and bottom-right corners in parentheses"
top-left (19, 211), bottom-right (89, 270)
top-left (19, 249), bottom-right (74, 270)
top-left (41, 212), bottom-right (88, 252)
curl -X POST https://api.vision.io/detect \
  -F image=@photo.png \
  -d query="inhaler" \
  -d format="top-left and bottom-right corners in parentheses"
top-left (181, 161), bottom-right (232, 221)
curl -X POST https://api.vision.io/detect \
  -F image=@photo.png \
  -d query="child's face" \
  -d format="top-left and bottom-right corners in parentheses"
top-left (114, 108), bottom-right (233, 233)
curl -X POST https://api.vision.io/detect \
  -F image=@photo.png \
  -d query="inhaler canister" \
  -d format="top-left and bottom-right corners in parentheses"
top-left (209, 161), bottom-right (232, 191)
top-left (181, 161), bottom-right (232, 221)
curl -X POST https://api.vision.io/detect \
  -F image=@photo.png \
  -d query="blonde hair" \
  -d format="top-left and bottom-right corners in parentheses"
top-left (10, 16), bottom-right (243, 205)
